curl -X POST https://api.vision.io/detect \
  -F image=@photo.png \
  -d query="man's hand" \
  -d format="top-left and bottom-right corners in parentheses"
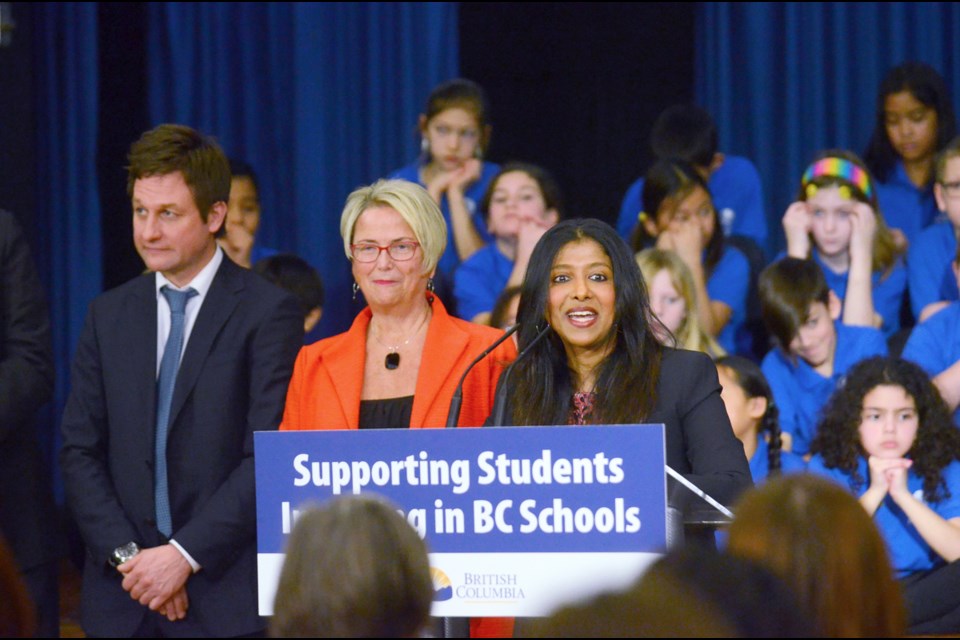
top-left (118, 544), bottom-right (192, 613)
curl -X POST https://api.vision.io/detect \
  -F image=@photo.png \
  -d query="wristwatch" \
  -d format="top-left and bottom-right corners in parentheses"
top-left (108, 541), bottom-right (141, 568)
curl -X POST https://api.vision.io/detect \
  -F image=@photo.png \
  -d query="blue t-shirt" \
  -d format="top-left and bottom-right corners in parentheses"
top-left (907, 222), bottom-right (958, 319)
top-left (811, 250), bottom-right (908, 340)
top-left (761, 322), bottom-right (888, 455)
top-left (902, 302), bottom-right (960, 425)
top-left (707, 245), bottom-right (750, 355)
top-left (748, 436), bottom-right (807, 483)
top-left (388, 160), bottom-right (499, 278)
top-left (616, 155), bottom-right (769, 255)
top-left (807, 456), bottom-right (960, 576)
top-left (876, 160), bottom-right (940, 247)
top-left (453, 243), bottom-right (514, 322)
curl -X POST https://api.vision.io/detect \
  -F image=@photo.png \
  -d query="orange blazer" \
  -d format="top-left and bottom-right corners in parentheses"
top-left (280, 296), bottom-right (517, 430)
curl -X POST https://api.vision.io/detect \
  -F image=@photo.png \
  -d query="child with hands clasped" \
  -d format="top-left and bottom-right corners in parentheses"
top-left (782, 150), bottom-right (906, 338)
top-left (632, 159), bottom-right (749, 355)
top-left (807, 356), bottom-right (960, 634)
top-left (389, 78), bottom-right (500, 281)
top-left (453, 162), bottom-right (560, 324)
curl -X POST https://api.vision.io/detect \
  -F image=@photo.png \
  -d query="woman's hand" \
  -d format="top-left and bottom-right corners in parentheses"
top-left (660, 219), bottom-right (704, 273)
top-left (782, 201), bottom-right (812, 258)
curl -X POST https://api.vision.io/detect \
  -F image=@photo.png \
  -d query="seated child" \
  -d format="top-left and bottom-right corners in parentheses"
top-left (253, 253), bottom-right (324, 335)
top-left (758, 257), bottom-right (887, 456)
top-left (219, 157), bottom-right (279, 268)
top-left (781, 150), bottom-right (906, 339)
top-left (715, 355), bottom-right (805, 479)
top-left (636, 248), bottom-right (724, 359)
top-left (453, 162), bottom-right (560, 324)
top-left (908, 136), bottom-right (960, 323)
top-left (808, 356), bottom-right (960, 635)
top-left (902, 240), bottom-right (960, 425)
top-left (631, 159), bottom-right (750, 355)
top-left (617, 103), bottom-right (768, 255)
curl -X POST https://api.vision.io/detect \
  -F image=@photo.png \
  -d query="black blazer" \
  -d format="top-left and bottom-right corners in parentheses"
top-left (0, 210), bottom-right (59, 571)
top-left (60, 256), bottom-right (303, 637)
top-left (494, 347), bottom-right (752, 508)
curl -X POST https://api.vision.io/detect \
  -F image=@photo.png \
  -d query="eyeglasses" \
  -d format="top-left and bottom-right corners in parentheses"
top-left (940, 181), bottom-right (960, 198)
top-left (350, 240), bottom-right (420, 263)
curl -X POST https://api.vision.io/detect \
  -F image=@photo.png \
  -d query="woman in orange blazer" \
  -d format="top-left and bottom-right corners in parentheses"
top-left (280, 177), bottom-right (516, 432)
top-left (280, 178), bottom-right (516, 637)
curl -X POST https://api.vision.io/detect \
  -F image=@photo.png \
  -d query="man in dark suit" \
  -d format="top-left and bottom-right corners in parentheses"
top-left (60, 124), bottom-right (303, 637)
top-left (0, 209), bottom-right (61, 636)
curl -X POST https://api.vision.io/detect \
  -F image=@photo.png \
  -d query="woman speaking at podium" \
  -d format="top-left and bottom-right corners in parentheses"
top-left (492, 218), bottom-right (751, 512)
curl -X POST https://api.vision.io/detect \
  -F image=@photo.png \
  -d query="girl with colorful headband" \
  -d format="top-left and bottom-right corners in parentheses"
top-left (782, 149), bottom-right (906, 339)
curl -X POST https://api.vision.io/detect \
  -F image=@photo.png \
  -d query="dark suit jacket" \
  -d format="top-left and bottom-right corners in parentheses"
top-left (496, 347), bottom-right (752, 508)
top-left (60, 255), bottom-right (303, 637)
top-left (0, 210), bottom-right (59, 571)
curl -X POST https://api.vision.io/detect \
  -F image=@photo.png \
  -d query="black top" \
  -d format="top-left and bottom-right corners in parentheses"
top-left (359, 395), bottom-right (414, 429)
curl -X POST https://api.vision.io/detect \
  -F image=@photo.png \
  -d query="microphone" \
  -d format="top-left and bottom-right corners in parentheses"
top-left (445, 323), bottom-right (520, 429)
top-left (489, 323), bottom-right (552, 427)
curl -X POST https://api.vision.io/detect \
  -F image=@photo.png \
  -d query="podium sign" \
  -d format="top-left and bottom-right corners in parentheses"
top-left (255, 424), bottom-right (667, 617)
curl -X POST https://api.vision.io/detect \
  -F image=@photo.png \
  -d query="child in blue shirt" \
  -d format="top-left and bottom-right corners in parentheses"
top-left (903, 241), bottom-right (960, 425)
top-left (908, 136), bottom-right (960, 323)
top-left (453, 162), bottom-right (561, 323)
top-left (388, 78), bottom-right (499, 281)
top-left (780, 150), bottom-right (906, 339)
top-left (864, 61), bottom-right (957, 251)
top-left (759, 257), bottom-right (887, 456)
top-left (631, 159), bottom-right (750, 355)
top-left (617, 104), bottom-right (768, 255)
top-left (715, 355), bottom-right (805, 483)
top-left (807, 356), bottom-right (960, 634)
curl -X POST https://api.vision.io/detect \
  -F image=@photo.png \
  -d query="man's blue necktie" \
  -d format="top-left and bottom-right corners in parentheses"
top-left (155, 285), bottom-right (197, 538)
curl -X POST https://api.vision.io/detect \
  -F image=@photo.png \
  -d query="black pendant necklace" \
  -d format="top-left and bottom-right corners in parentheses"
top-left (385, 352), bottom-right (401, 370)
top-left (372, 311), bottom-right (430, 371)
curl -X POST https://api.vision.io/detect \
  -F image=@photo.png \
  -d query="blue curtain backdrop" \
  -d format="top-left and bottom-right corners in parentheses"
top-left (33, 3), bottom-right (103, 496)
top-left (695, 2), bottom-right (960, 258)
top-left (146, 2), bottom-right (459, 337)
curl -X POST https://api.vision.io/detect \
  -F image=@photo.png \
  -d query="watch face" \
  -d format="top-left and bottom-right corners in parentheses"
top-left (110, 542), bottom-right (140, 567)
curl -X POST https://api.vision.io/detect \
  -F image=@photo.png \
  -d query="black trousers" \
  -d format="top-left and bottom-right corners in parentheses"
top-left (903, 561), bottom-right (960, 634)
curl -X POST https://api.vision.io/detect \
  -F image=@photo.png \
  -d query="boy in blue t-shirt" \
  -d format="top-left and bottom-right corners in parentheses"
top-left (908, 136), bottom-right (960, 323)
top-left (616, 104), bottom-right (768, 256)
top-left (903, 242), bottom-right (960, 425)
top-left (758, 257), bottom-right (887, 456)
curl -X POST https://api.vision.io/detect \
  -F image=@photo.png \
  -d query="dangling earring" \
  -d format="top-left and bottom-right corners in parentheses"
top-left (420, 137), bottom-right (430, 160)
top-left (352, 282), bottom-right (359, 301)
top-left (474, 145), bottom-right (483, 160)
top-left (426, 277), bottom-right (435, 293)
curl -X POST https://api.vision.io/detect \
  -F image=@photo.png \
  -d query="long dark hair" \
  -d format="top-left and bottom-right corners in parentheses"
top-left (810, 356), bottom-right (960, 501)
top-left (715, 355), bottom-right (783, 476)
top-left (631, 159), bottom-right (723, 275)
top-left (512, 218), bottom-right (663, 425)
top-left (863, 61), bottom-right (957, 183)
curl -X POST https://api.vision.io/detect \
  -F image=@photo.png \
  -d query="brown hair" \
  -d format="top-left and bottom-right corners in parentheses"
top-left (126, 123), bottom-right (231, 236)
top-left (758, 257), bottom-right (832, 354)
top-left (727, 474), bottom-right (907, 637)
top-left (270, 494), bottom-right (433, 638)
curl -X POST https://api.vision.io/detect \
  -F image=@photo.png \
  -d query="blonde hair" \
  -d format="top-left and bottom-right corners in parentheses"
top-left (340, 178), bottom-right (447, 275)
top-left (636, 248), bottom-right (725, 359)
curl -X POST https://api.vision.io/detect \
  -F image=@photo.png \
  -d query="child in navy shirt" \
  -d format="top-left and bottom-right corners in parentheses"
top-left (758, 257), bottom-right (887, 455)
